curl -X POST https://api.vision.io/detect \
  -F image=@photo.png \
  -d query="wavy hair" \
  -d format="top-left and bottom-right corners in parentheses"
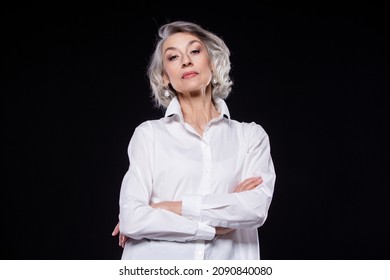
top-left (147, 21), bottom-right (233, 109)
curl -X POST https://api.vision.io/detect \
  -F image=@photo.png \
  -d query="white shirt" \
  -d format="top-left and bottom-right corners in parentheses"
top-left (119, 97), bottom-right (276, 260)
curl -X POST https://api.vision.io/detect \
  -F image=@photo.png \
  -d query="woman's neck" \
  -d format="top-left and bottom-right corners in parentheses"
top-left (178, 92), bottom-right (220, 136)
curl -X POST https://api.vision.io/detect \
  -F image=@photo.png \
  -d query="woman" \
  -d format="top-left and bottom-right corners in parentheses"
top-left (112, 20), bottom-right (276, 260)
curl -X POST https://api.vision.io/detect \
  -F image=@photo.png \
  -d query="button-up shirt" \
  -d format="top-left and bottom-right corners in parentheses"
top-left (119, 97), bottom-right (276, 259)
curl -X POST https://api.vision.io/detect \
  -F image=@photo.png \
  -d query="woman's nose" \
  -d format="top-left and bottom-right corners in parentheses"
top-left (182, 55), bottom-right (193, 67)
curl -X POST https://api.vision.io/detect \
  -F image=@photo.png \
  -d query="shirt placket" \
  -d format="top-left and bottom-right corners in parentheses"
top-left (193, 126), bottom-right (213, 260)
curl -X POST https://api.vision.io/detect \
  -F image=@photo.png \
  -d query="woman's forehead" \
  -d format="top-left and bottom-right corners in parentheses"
top-left (163, 32), bottom-right (202, 51)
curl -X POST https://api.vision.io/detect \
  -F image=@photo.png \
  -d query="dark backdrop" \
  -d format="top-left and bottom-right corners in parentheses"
top-left (2, 7), bottom-right (389, 260)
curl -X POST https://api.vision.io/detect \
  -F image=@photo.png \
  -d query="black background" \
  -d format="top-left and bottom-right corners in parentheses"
top-left (2, 5), bottom-right (389, 260)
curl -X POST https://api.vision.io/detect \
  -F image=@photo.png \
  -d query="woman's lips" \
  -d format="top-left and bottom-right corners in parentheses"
top-left (182, 71), bottom-right (198, 79)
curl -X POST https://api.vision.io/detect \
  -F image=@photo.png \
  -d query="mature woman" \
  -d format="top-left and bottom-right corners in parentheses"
top-left (113, 20), bottom-right (276, 260)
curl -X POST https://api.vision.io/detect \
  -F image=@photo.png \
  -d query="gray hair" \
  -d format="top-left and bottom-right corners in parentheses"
top-left (147, 21), bottom-right (233, 109)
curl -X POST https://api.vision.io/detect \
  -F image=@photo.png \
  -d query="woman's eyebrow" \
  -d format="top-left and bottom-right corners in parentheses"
top-left (164, 40), bottom-right (202, 54)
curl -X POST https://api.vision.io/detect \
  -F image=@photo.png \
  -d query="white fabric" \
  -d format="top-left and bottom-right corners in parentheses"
top-left (119, 97), bottom-right (276, 259)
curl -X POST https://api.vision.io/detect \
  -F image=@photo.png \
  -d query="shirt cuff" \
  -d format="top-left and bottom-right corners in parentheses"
top-left (194, 222), bottom-right (215, 240)
top-left (182, 194), bottom-right (203, 219)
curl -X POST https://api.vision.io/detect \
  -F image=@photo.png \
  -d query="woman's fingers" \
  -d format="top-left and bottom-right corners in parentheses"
top-left (112, 222), bottom-right (120, 236)
top-left (119, 233), bottom-right (128, 248)
top-left (215, 227), bottom-right (235, 235)
top-left (112, 222), bottom-right (128, 247)
top-left (234, 177), bottom-right (262, 193)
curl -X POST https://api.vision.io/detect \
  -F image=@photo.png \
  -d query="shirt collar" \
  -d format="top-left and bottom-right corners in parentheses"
top-left (214, 96), bottom-right (231, 121)
top-left (164, 96), bottom-right (231, 123)
top-left (164, 96), bottom-right (183, 120)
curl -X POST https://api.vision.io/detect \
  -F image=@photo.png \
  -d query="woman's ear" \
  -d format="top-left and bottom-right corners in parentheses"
top-left (210, 63), bottom-right (216, 73)
top-left (162, 73), bottom-right (170, 86)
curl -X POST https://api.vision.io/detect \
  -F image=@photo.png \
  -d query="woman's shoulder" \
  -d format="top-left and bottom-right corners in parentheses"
top-left (128, 120), bottom-right (160, 147)
top-left (229, 120), bottom-right (271, 149)
top-left (230, 119), bottom-right (267, 137)
top-left (137, 116), bottom-right (168, 128)
top-left (131, 118), bottom-right (166, 136)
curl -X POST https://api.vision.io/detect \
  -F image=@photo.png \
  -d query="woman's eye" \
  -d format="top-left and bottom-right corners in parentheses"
top-left (168, 55), bottom-right (178, 61)
top-left (191, 49), bottom-right (200, 54)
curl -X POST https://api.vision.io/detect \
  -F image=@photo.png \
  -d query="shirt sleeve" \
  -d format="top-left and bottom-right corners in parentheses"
top-left (119, 122), bottom-right (215, 242)
top-left (181, 122), bottom-right (276, 229)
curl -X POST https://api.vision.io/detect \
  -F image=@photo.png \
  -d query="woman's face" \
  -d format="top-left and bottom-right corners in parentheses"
top-left (162, 32), bottom-right (213, 95)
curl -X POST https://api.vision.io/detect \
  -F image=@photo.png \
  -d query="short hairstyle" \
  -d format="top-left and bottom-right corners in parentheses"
top-left (147, 21), bottom-right (233, 109)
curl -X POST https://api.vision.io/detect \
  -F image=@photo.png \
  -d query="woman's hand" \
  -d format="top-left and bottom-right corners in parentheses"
top-left (112, 222), bottom-right (128, 248)
top-left (150, 201), bottom-right (182, 215)
top-left (234, 176), bottom-right (262, 193)
top-left (216, 176), bottom-right (263, 235)
top-left (112, 201), bottom-right (182, 247)
top-left (215, 227), bottom-right (235, 235)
